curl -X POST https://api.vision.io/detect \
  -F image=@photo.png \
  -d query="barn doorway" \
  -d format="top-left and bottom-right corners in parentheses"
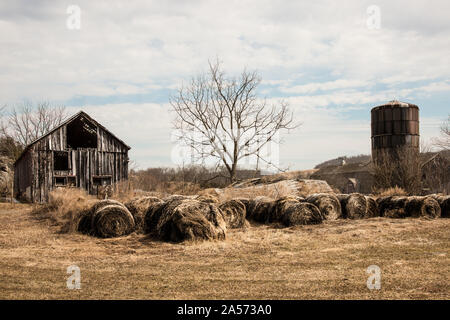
top-left (67, 115), bottom-right (98, 149)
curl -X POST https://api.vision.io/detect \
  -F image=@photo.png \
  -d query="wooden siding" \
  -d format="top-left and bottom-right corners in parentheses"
top-left (14, 113), bottom-right (129, 203)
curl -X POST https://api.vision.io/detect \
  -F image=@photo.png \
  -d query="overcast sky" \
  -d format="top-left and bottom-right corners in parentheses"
top-left (1, 0), bottom-right (449, 170)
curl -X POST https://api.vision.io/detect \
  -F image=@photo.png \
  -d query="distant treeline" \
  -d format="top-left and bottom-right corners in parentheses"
top-left (129, 165), bottom-right (262, 194)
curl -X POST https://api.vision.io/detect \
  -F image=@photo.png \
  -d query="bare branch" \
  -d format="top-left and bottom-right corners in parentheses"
top-left (170, 60), bottom-right (300, 182)
top-left (2, 100), bottom-right (67, 148)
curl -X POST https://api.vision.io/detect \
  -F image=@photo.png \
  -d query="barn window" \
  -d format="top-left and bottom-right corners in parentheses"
top-left (93, 176), bottom-right (112, 186)
top-left (67, 115), bottom-right (98, 149)
top-left (54, 177), bottom-right (66, 186)
top-left (67, 176), bottom-right (76, 187)
top-left (54, 151), bottom-right (69, 170)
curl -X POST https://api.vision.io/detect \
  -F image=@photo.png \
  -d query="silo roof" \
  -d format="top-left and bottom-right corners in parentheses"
top-left (372, 100), bottom-right (419, 110)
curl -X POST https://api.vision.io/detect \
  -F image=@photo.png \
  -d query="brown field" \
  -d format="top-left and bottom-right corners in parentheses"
top-left (0, 202), bottom-right (449, 299)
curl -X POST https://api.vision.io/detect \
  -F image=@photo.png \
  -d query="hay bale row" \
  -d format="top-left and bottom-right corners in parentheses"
top-left (77, 191), bottom-right (448, 240)
top-left (245, 196), bottom-right (324, 227)
top-left (336, 193), bottom-right (367, 219)
top-left (305, 193), bottom-right (342, 220)
top-left (156, 199), bottom-right (227, 242)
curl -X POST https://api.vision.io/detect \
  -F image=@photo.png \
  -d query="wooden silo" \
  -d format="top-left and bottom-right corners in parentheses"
top-left (371, 100), bottom-right (420, 163)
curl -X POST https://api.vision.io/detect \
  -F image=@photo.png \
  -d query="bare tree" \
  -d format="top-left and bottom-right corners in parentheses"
top-left (432, 115), bottom-right (450, 150)
top-left (1, 101), bottom-right (67, 147)
top-left (371, 146), bottom-right (422, 194)
top-left (170, 60), bottom-right (297, 183)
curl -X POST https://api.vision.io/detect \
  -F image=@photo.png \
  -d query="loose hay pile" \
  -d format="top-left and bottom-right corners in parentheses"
top-left (156, 199), bottom-right (227, 242)
top-left (90, 200), bottom-right (135, 238)
top-left (195, 194), bottom-right (219, 204)
top-left (305, 193), bottom-right (342, 220)
top-left (337, 193), bottom-right (367, 219)
top-left (281, 202), bottom-right (324, 226)
top-left (124, 196), bottom-right (163, 233)
top-left (218, 199), bottom-right (248, 228)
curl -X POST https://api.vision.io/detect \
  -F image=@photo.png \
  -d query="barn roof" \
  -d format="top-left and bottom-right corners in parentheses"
top-left (14, 110), bottom-right (131, 165)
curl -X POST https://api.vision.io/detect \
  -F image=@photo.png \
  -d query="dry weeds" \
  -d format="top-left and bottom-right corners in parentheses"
top-left (0, 202), bottom-right (448, 299)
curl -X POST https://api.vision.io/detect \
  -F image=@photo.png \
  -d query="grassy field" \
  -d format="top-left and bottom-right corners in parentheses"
top-left (0, 202), bottom-right (448, 299)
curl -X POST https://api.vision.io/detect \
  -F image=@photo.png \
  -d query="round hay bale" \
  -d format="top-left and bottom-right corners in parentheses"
top-left (218, 199), bottom-right (247, 228)
top-left (90, 199), bottom-right (126, 214)
top-left (365, 196), bottom-right (380, 218)
top-left (271, 196), bottom-right (300, 223)
top-left (156, 199), bottom-right (227, 242)
top-left (235, 198), bottom-right (250, 210)
top-left (91, 204), bottom-right (135, 238)
top-left (405, 196), bottom-right (441, 218)
top-left (124, 196), bottom-right (163, 233)
top-left (428, 195), bottom-right (449, 218)
top-left (247, 196), bottom-right (275, 223)
top-left (195, 194), bottom-right (219, 204)
top-left (337, 193), bottom-right (367, 219)
top-left (376, 196), bottom-right (392, 216)
top-left (305, 193), bottom-right (342, 220)
top-left (438, 196), bottom-right (450, 218)
top-left (336, 193), bottom-right (350, 202)
top-left (381, 196), bottom-right (408, 218)
top-left (144, 199), bottom-right (182, 234)
top-left (281, 202), bottom-right (323, 226)
top-left (77, 211), bottom-right (94, 234)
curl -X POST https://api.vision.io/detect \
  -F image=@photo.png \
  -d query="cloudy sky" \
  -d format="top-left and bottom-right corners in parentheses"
top-left (1, 0), bottom-right (449, 170)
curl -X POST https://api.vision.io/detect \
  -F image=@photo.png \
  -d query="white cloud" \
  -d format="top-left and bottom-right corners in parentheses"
top-left (0, 0), bottom-right (448, 169)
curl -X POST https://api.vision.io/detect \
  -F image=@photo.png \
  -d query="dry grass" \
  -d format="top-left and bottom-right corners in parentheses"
top-left (376, 187), bottom-right (408, 197)
top-left (31, 188), bottom-right (97, 233)
top-left (218, 182), bottom-right (295, 202)
top-left (0, 202), bottom-right (449, 299)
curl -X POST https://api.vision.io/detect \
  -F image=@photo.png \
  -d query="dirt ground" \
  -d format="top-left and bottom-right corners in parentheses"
top-left (0, 203), bottom-right (448, 299)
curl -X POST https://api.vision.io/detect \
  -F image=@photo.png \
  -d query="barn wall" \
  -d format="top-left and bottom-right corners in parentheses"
top-left (14, 115), bottom-right (129, 203)
top-left (13, 151), bottom-right (33, 201)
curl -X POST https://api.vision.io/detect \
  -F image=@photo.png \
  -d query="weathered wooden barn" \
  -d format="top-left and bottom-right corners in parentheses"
top-left (14, 111), bottom-right (130, 202)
